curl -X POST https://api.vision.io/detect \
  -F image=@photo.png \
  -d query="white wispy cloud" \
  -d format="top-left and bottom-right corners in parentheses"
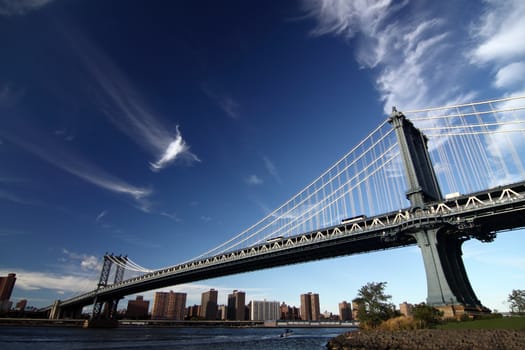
top-left (303, 0), bottom-right (474, 113)
top-left (470, 0), bottom-right (525, 65)
top-left (200, 215), bottom-right (212, 222)
top-left (0, 228), bottom-right (28, 237)
top-left (263, 156), bottom-right (281, 184)
top-left (66, 33), bottom-right (200, 172)
top-left (0, 130), bottom-right (151, 203)
top-left (0, 189), bottom-right (38, 206)
top-left (95, 210), bottom-right (108, 222)
top-left (202, 84), bottom-right (241, 119)
top-left (160, 211), bottom-right (182, 222)
top-left (246, 174), bottom-right (263, 185)
top-left (150, 125), bottom-right (200, 171)
top-left (62, 249), bottom-right (102, 272)
top-left (0, 0), bottom-right (53, 16)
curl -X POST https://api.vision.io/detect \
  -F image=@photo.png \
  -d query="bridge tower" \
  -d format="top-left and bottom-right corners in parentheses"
top-left (91, 254), bottom-right (127, 320)
top-left (389, 108), bottom-right (488, 314)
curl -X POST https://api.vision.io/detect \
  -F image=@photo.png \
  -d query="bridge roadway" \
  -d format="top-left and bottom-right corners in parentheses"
top-left (47, 181), bottom-right (525, 312)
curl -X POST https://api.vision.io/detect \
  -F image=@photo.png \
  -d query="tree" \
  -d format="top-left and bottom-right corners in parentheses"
top-left (508, 289), bottom-right (525, 314)
top-left (354, 282), bottom-right (397, 328)
top-left (412, 303), bottom-right (443, 328)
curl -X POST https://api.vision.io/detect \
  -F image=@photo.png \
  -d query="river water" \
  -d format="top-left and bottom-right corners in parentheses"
top-left (0, 326), bottom-right (351, 350)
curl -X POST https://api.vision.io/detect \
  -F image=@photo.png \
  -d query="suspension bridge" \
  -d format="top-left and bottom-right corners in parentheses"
top-left (44, 96), bottom-right (525, 321)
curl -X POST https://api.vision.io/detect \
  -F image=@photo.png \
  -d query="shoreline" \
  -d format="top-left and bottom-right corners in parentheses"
top-left (0, 318), bottom-right (358, 329)
top-left (326, 329), bottom-right (525, 350)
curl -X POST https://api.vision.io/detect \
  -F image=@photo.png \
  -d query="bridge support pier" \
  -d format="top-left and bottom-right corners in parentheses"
top-left (413, 227), bottom-right (488, 313)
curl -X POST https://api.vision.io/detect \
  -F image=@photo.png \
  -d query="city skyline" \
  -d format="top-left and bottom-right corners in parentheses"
top-left (1, 0), bottom-right (524, 315)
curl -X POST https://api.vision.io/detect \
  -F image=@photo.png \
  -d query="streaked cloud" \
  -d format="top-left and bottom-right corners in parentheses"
top-left (0, 189), bottom-right (38, 206)
top-left (200, 215), bottom-right (212, 222)
top-left (303, 0), bottom-right (473, 113)
top-left (0, 0), bottom-right (53, 16)
top-left (68, 33), bottom-right (200, 172)
top-left (0, 228), bottom-right (28, 237)
top-left (95, 210), bottom-right (108, 222)
top-left (262, 156), bottom-right (281, 184)
top-left (202, 84), bottom-right (241, 119)
top-left (469, 0), bottom-right (525, 94)
top-left (0, 130), bottom-right (151, 202)
top-left (160, 211), bottom-right (182, 222)
top-left (470, 0), bottom-right (525, 64)
top-left (246, 174), bottom-right (263, 185)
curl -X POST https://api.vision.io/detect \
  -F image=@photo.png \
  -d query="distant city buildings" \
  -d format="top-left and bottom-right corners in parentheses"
top-left (227, 290), bottom-right (246, 320)
top-left (351, 299), bottom-right (361, 320)
top-left (126, 296), bottom-right (150, 319)
top-left (300, 292), bottom-right (320, 321)
top-left (249, 300), bottom-right (280, 321)
top-left (186, 304), bottom-right (201, 319)
top-left (0, 273), bottom-right (363, 321)
top-left (151, 291), bottom-right (186, 320)
top-left (280, 302), bottom-right (300, 320)
top-left (399, 302), bottom-right (414, 317)
top-left (200, 289), bottom-right (218, 320)
top-left (338, 301), bottom-right (352, 321)
top-left (15, 299), bottom-right (27, 311)
top-left (0, 273), bottom-right (16, 313)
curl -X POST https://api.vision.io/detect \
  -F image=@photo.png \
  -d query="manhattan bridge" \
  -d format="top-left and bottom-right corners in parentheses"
top-left (44, 96), bottom-right (525, 321)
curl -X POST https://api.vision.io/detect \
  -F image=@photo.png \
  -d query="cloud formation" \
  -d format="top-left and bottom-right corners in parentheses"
top-left (202, 84), bottom-right (241, 119)
top-left (68, 33), bottom-right (200, 172)
top-left (0, 0), bottom-right (53, 16)
top-left (303, 0), bottom-right (474, 113)
top-left (150, 126), bottom-right (200, 171)
top-left (0, 130), bottom-right (151, 202)
top-left (263, 156), bottom-right (281, 184)
top-left (246, 174), bottom-right (263, 185)
top-left (470, 0), bottom-right (525, 64)
top-left (95, 210), bottom-right (108, 222)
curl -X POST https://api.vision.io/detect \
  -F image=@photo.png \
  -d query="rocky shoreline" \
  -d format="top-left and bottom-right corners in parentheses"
top-left (326, 329), bottom-right (525, 350)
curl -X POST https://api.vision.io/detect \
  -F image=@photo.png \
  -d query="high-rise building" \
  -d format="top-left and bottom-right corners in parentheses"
top-left (249, 300), bottom-right (280, 321)
top-left (0, 273), bottom-right (16, 313)
top-left (126, 296), bottom-right (150, 319)
top-left (151, 291), bottom-right (186, 320)
top-left (338, 301), bottom-right (352, 321)
top-left (300, 292), bottom-right (320, 321)
top-left (200, 289), bottom-right (218, 320)
top-left (227, 290), bottom-right (246, 320)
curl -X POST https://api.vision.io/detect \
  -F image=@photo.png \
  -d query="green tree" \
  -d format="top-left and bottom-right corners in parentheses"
top-left (412, 303), bottom-right (443, 328)
top-left (354, 282), bottom-right (397, 328)
top-left (508, 289), bottom-right (525, 314)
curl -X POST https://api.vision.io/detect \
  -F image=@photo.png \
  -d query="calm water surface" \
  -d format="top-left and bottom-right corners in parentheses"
top-left (0, 326), bottom-right (351, 350)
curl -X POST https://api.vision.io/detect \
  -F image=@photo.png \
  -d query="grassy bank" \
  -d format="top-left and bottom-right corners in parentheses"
top-left (438, 316), bottom-right (525, 330)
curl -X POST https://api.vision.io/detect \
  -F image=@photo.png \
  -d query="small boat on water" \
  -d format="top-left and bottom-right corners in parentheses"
top-left (280, 328), bottom-right (293, 338)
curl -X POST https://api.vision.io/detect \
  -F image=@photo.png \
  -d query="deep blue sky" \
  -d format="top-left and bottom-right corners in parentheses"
top-left (1, 0), bottom-right (524, 313)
